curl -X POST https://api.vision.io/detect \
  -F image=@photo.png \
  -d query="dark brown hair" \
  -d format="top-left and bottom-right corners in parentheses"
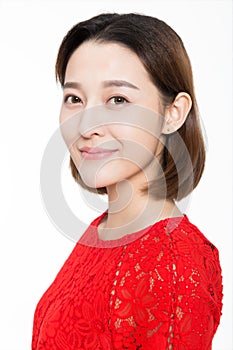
top-left (56, 13), bottom-right (206, 200)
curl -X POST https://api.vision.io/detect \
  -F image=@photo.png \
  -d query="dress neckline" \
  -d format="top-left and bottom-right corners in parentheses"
top-left (79, 210), bottom-right (187, 248)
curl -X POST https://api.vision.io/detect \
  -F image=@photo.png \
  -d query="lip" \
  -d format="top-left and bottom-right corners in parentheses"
top-left (79, 147), bottom-right (118, 160)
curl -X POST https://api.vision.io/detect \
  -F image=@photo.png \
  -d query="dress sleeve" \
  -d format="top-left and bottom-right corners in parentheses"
top-left (109, 226), bottom-right (223, 350)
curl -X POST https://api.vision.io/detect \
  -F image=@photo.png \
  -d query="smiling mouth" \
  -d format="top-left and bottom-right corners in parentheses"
top-left (80, 149), bottom-right (118, 160)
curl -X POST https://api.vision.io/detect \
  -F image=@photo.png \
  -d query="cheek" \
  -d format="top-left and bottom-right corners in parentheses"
top-left (114, 126), bottom-right (160, 158)
top-left (69, 145), bottom-right (82, 170)
top-left (59, 105), bottom-right (68, 125)
top-left (60, 111), bottom-right (82, 151)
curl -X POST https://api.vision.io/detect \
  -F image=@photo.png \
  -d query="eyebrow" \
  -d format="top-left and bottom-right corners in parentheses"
top-left (63, 82), bottom-right (81, 90)
top-left (102, 80), bottom-right (140, 90)
top-left (63, 80), bottom-right (140, 90)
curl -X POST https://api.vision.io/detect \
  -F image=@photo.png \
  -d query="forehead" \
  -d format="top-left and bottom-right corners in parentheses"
top-left (65, 41), bottom-right (150, 83)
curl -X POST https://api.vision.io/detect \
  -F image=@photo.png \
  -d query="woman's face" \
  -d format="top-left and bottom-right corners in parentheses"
top-left (60, 41), bottom-right (165, 190)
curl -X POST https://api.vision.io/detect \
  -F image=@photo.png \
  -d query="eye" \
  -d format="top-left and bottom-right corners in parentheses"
top-left (64, 94), bottom-right (82, 104)
top-left (108, 96), bottom-right (129, 105)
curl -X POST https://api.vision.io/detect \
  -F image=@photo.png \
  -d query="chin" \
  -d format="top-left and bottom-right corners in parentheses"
top-left (80, 174), bottom-right (108, 189)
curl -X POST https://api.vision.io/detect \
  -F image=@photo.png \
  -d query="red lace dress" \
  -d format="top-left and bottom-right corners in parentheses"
top-left (32, 212), bottom-right (223, 350)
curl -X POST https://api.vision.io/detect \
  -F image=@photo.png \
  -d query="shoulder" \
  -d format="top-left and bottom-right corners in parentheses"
top-left (166, 215), bottom-right (221, 265)
top-left (121, 215), bottom-right (223, 311)
top-left (132, 215), bottom-right (220, 263)
top-left (112, 215), bottom-right (223, 331)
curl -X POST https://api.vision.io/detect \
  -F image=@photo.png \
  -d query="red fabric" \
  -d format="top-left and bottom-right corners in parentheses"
top-left (32, 212), bottom-right (223, 349)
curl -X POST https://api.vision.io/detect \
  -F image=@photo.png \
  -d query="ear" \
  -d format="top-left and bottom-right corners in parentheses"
top-left (162, 92), bottom-right (192, 134)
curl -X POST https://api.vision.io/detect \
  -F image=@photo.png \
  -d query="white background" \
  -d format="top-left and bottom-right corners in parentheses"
top-left (0, 0), bottom-right (232, 349)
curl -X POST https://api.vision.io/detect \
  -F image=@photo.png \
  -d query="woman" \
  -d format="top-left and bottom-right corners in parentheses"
top-left (32, 13), bottom-right (223, 349)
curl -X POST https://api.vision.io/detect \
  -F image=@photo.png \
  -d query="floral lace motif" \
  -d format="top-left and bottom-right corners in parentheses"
top-left (32, 214), bottom-right (223, 350)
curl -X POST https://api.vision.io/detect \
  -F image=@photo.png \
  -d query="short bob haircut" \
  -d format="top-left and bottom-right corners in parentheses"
top-left (56, 13), bottom-right (206, 201)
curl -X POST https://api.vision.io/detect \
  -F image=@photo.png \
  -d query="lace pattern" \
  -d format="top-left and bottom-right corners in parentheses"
top-left (32, 214), bottom-right (223, 350)
top-left (109, 220), bottom-right (222, 349)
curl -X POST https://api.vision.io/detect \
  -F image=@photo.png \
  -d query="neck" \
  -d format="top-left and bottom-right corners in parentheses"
top-left (98, 179), bottom-right (182, 240)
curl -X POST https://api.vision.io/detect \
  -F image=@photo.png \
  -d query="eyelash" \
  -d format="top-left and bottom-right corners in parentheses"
top-left (63, 94), bottom-right (129, 105)
top-left (108, 96), bottom-right (129, 105)
top-left (64, 95), bottom-right (82, 104)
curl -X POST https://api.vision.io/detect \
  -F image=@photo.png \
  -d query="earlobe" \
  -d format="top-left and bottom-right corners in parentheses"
top-left (162, 92), bottom-right (192, 135)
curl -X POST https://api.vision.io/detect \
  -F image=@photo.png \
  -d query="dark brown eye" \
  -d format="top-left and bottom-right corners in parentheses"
top-left (64, 95), bottom-right (82, 104)
top-left (109, 96), bottom-right (128, 105)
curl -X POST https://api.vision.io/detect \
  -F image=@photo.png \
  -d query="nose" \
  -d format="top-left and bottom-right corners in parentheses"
top-left (60, 105), bottom-right (110, 150)
top-left (78, 105), bottom-right (106, 138)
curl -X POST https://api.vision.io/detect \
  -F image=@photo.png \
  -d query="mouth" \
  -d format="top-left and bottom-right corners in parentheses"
top-left (79, 147), bottom-right (118, 160)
